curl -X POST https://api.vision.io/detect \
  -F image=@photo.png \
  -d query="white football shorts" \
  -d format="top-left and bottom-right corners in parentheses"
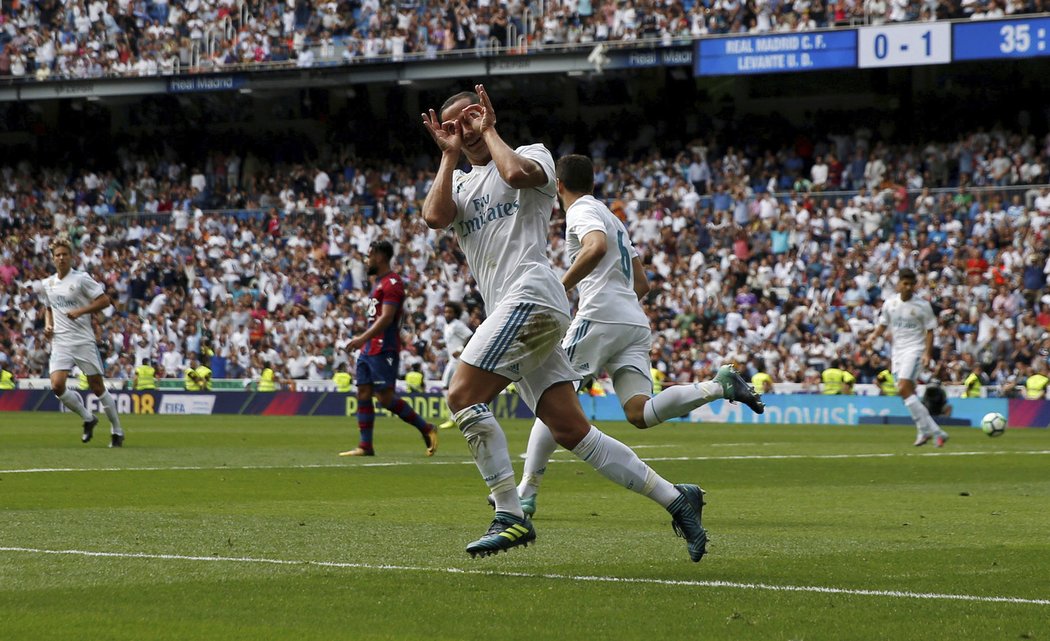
top-left (891, 350), bottom-right (923, 383)
top-left (50, 342), bottom-right (104, 376)
top-left (460, 302), bottom-right (579, 411)
top-left (563, 319), bottom-right (653, 403)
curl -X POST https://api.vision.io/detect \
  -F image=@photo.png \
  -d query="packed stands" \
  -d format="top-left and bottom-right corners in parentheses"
top-left (3, 0), bottom-right (1050, 80)
top-left (2, 119), bottom-right (1049, 394)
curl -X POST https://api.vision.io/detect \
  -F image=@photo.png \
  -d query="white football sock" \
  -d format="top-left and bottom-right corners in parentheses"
top-left (643, 381), bottom-right (723, 427)
top-left (97, 390), bottom-right (123, 435)
top-left (904, 394), bottom-right (935, 437)
top-left (518, 417), bottom-right (558, 499)
top-left (58, 389), bottom-right (92, 421)
top-left (571, 426), bottom-right (679, 508)
top-left (454, 403), bottom-right (522, 518)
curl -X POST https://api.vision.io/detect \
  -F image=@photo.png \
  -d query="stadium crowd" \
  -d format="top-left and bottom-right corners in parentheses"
top-left (2, 117), bottom-right (1050, 394)
top-left (3, 0), bottom-right (1050, 80)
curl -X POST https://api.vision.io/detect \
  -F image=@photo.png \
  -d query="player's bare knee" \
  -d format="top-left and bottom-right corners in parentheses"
top-left (52, 384), bottom-right (66, 397)
top-left (549, 423), bottom-right (588, 450)
top-left (623, 404), bottom-right (647, 429)
top-left (446, 387), bottom-right (470, 414)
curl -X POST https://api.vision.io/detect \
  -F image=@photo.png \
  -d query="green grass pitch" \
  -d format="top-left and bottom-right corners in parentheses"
top-left (1, 413), bottom-right (1048, 640)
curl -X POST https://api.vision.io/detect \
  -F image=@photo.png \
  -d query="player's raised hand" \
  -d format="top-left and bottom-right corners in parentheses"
top-left (421, 109), bottom-right (462, 155)
top-left (474, 83), bottom-right (497, 133)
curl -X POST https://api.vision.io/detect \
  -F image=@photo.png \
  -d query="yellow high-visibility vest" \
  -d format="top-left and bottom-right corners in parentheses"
top-left (822, 368), bottom-right (855, 395)
top-left (876, 369), bottom-right (897, 396)
top-left (650, 368), bottom-right (665, 394)
top-left (195, 366), bottom-right (212, 391)
top-left (962, 372), bottom-right (982, 398)
top-left (1025, 374), bottom-right (1049, 400)
top-left (333, 372), bottom-right (352, 392)
top-left (134, 365), bottom-right (156, 390)
top-left (259, 368), bottom-right (276, 392)
top-left (751, 372), bottom-right (773, 394)
top-left (405, 371), bottom-right (424, 393)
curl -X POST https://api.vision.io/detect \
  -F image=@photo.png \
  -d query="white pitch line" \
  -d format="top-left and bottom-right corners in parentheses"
top-left (1, 546), bottom-right (1047, 607)
top-left (1, 449), bottom-right (1049, 475)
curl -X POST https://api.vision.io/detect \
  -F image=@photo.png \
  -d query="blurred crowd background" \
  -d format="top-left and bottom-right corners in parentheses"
top-left (3, 117), bottom-right (1049, 393)
top-left (4, 0), bottom-right (1050, 80)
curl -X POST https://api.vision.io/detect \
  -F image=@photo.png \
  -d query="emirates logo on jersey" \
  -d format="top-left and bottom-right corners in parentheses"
top-left (458, 194), bottom-right (520, 238)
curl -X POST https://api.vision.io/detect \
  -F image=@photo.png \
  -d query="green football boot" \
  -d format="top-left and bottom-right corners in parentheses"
top-left (715, 365), bottom-right (765, 414)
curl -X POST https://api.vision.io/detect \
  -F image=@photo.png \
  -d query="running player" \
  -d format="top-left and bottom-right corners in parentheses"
top-left (421, 84), bottom-right (708, 561)
top-left (41, 236), bottom-right (125, 447)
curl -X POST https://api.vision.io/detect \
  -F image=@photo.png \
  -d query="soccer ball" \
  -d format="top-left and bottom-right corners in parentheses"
top-left (980, 412), bottom-right (1006, 437)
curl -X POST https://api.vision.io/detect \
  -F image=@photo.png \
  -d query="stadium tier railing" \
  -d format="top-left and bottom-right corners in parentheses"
top-left (68, 182), bottom-right (1050, 226)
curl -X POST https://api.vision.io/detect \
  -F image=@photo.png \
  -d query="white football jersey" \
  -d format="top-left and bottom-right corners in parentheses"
top-left (443, 318), bottom-right (473, 356)
top-left (565, 195), bottom-right (649, 328)
top-left (878, 293), bottom-right (937, 356)
top-left (449, 143), bottom-right (568, 316)
top-left (41, 269), bottom-right (105, 346)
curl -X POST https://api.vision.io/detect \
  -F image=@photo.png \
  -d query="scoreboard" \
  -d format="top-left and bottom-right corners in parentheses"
top-left (694, 16), bottom-right (1050, 76)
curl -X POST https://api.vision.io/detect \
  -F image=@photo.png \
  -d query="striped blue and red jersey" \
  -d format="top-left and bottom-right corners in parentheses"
top-left (363, 271), bottom-right (405, 356)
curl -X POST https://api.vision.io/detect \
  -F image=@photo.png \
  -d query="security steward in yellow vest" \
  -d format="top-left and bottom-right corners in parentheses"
top-left (184, 354), bottom-right (212, 391)
top-left (651, 367), bottom-right (665, 394)
top-left (0, 367), bottom-right (15, 390)
top-left (751, 371), bottom-right (774, 394)
top-left (133, 358), bottom-right (156, 390)
top-left (962, 365), bottom-right (984, 398)
top-left (258, 364), bottom-right (277, 392)
top-left (194, 363), bottom-right (212, 391)
top-left (822, 360), bottom-right (856, 395)
top-left (333, 369), bottom-right (353, 393)
top-left (876, 369), bottom-right (897, 396)
top-left (405, 365), bottom-right (425, 393)
top-left (1025, 372), bottom-right (1049, 400)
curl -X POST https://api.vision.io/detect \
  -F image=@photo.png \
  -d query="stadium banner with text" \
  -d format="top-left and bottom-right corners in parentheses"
top-left (0, 391), bottom-right (1010, 426)
top-left (0, 390), bottom-right (531, 420)
top-left (167, 75), bottom-right (246, 93)
top-left (579, 394), bottom-right (1006, 427)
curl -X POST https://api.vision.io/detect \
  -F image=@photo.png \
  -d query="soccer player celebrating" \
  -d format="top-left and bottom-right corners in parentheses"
top-left (514, 154), bottom-right (765, 516)
top-left (41, 236), bottom-right (125, 447)
top-left (338, 240), bottom-right (438, 458)
top-left (863, 268), bottom-right (949, 447)
top-left (421, 85), bottom-right (708, 561)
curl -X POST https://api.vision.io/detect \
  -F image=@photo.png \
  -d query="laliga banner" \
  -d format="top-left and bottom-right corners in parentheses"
top-left (0, 390), bottom-right (530, 420)
top-left (1, 391), bottom-right (1027, 427)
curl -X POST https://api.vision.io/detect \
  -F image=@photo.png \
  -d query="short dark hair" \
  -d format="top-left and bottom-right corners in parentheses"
top-left (899, 268), bottom-right (917, 282)
top-left (370, 240), bottom-right (394, 261)
top-left (440, 91), bottom-right (479, 119)
top-left (445, 301), bottom-right (462, 316)
top-left (556, 154), bottom-right (595, 194)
